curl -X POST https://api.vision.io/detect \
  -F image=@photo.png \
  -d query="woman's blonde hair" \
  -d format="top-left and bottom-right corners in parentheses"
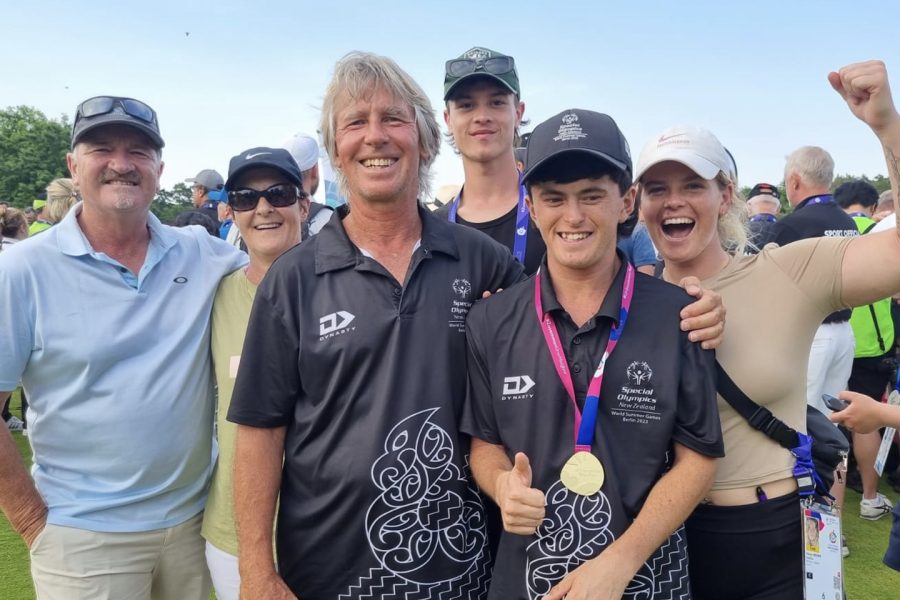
top-left (45, 178), bottom-right (79, 224)
top-left (714, 171), bottom-right (751, 255)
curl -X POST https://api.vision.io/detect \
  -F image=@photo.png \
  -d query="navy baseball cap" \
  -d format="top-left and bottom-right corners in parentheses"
top-left (71, 96), bottom-right (164, 149)
top-left (225, 147), bottom-right (303, 190)
top-left (523, 109), bottom-right (632, 182)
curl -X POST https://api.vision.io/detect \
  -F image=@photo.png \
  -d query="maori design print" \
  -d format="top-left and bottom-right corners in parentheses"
top-left (526, 480), bottom-right (690, 600)
top-left (340, 408), bottom-right (490, 599)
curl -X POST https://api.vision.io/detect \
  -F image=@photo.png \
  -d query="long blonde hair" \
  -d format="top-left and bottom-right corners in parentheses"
top-left (714, 172), bottom-right (751, 255)
top-left (45, 178), bottom-right (79, 224)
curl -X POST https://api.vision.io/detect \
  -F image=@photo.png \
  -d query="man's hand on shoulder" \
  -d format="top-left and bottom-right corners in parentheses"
top-left (677, 276), bottom-right (725, 349)
top-left (495, 453), bottom-right (546, 536)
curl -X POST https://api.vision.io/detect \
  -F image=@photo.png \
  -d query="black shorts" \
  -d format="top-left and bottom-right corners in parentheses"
top-left (848, 355), bottom-right (892, 400)
top-left (686, 493), bottom-right (802, 600)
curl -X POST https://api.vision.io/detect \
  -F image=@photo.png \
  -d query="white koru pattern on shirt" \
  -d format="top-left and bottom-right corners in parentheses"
top-left (340, 408), bottom-right (490, 599)
top-left (526, 480), bottom-right (690, 600)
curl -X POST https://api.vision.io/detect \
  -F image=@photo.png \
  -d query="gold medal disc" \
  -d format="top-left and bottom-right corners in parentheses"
top-left (560, 451), bottom-right (605, 496)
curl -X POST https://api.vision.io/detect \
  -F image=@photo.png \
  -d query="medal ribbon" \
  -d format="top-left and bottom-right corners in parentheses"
top-left (448, 173), bottom-right (529, 264)
top-left (534, 262), bottom-right (635, 452)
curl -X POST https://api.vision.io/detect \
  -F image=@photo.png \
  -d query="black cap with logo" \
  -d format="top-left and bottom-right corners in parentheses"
top-left (225, 147), bottom-right (303, 191)
top-left (523, 109), bottom-right (632, 182)
top-left (748, 182), bottom-right (780, 200)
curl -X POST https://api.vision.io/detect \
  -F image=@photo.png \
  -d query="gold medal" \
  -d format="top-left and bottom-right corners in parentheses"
top-left (561, 451), bottom-right (605, 496)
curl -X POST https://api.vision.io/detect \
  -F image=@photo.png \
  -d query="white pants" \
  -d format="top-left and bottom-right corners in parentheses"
top-left (205, 541), bottom-right (240, 600)
top-left (806, 321), bottom-right (855, 415)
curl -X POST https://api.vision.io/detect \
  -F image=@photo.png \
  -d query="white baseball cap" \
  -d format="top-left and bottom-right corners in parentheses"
top-left (634, 126), bottom-right (732, 182)
top-left (281, 133), bottom-right (320, 172)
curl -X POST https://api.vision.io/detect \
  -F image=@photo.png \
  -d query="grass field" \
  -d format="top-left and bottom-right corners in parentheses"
top-left (3, 392), bottom-right (900, 599)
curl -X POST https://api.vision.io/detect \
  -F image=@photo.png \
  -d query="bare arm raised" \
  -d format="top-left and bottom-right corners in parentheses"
top-left (836, 61), bottom-right (900, 306)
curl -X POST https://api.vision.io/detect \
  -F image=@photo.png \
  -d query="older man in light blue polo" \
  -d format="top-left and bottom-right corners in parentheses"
top-left (0, 95), bottom-right (246, 600)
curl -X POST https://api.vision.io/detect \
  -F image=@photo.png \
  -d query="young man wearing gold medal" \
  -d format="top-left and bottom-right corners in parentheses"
top-left (462, 109), bottom-right (724, 600)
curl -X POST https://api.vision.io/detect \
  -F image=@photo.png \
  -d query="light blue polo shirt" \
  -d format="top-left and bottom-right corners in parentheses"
top-left (0, 204), bottom-right (247, 532)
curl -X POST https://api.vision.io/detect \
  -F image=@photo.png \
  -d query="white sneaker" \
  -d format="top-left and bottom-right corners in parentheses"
top-left (5, 416), bottom-right (23, 432)
top-left (860, 492), bottom-right (893, 520)
top-left (841, 535), bottom-right (850, 557)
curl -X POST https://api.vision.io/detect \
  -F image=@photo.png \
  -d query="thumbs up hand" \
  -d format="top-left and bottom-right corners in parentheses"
top-left (495, 452), bottom-right (546, 536)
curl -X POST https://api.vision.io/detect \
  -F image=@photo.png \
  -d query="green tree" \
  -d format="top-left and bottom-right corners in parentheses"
top-left (832, 173), bottom-right (891, 194)
top-left (151, 182), bottom-right (193, 224)
top-left (0, 106), bottom-right (70, 207)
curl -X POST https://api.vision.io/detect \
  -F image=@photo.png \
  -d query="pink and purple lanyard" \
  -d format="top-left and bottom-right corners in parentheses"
top-left (533, 263), bottom-right (635, 452)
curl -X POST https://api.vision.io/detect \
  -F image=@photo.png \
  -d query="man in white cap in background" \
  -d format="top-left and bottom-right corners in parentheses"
top-left (283, 132), bottom-right (333, 238)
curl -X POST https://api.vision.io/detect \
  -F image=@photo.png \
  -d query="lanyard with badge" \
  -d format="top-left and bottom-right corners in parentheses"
top-left (798, 386), bottom-right (844, 598)
top-left (533, 262), bottom-right (635, 496)
top-left (447, 174), bottom-right (530, 264)
top-left (802, 496), bottom-right (843, 599)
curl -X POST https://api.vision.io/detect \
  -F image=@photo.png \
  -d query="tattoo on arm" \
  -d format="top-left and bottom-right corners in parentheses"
top-left (886, 146), bottom-right (900, 215)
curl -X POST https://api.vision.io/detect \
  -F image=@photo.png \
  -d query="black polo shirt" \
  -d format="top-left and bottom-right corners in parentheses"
top-left (435, 200), bottom-right (546, 275)
top-left (228, 204), bottom-right (523, 599)
top-left (771, 196), bottom-right (858, 245)
top-left (771, 195), bottom-right (858, 320)
top-left (461, 256), bottom-right (723, 600)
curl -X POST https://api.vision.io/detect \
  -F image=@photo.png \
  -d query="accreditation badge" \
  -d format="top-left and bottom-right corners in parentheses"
top-left (801, 498), bottom-right (842, 599)
top-left (874, 390), bottom-right (900, 476)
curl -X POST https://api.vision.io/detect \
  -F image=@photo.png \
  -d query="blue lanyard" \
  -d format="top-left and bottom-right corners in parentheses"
top-left (750, 214), bottom-right (777, 223)
top-left (534, 263), bottom-right (635, 451)
top-left (448, 174), bottom-right (529, 264)
top-left (848, 212), bottom-right (868, 218)
top-left (803, 194), bottom-right (832, 207)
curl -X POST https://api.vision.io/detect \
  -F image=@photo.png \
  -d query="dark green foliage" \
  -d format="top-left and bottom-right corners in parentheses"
top-left (0, 106), bottom-right (70, 207)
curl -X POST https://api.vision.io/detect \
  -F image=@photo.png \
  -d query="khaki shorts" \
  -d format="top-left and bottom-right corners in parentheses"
top-left (30, 513), bottom-right (210, 600)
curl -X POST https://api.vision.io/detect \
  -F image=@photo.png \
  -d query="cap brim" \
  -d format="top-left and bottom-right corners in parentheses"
top-left (523, 148), bottom-right (630, 183)
top-left (444, 73), bottom-right (518, 101)
top-left (71, 113), bottom-right (165, 149)
top-left (635, 151), bottom-right (721, 182)
top-left (225, 161), bottom-right (302, 191)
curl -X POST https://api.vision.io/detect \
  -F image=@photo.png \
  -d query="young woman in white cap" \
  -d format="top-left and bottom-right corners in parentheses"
top-left (635, 59), bottom-right (900, 599)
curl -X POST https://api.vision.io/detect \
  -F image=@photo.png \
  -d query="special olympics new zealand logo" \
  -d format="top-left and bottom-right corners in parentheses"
top-left (452, 278), bottom-right (472, 298)
top-left (625, 361), bottom-right (653, 385)
top-left (561, 113), bottom-right (578, 125)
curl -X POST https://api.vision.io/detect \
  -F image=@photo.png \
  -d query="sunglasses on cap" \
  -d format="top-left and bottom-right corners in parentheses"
top-left (227, 184), bottom-right (304, 212)
top-left (75, 96), bottom-right (158, 126)
top-left (445, 55), bottom-right (516, 78)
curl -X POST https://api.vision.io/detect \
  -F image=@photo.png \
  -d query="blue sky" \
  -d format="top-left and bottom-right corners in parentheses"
top-left (4, 1), bottom-right (900, 198)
